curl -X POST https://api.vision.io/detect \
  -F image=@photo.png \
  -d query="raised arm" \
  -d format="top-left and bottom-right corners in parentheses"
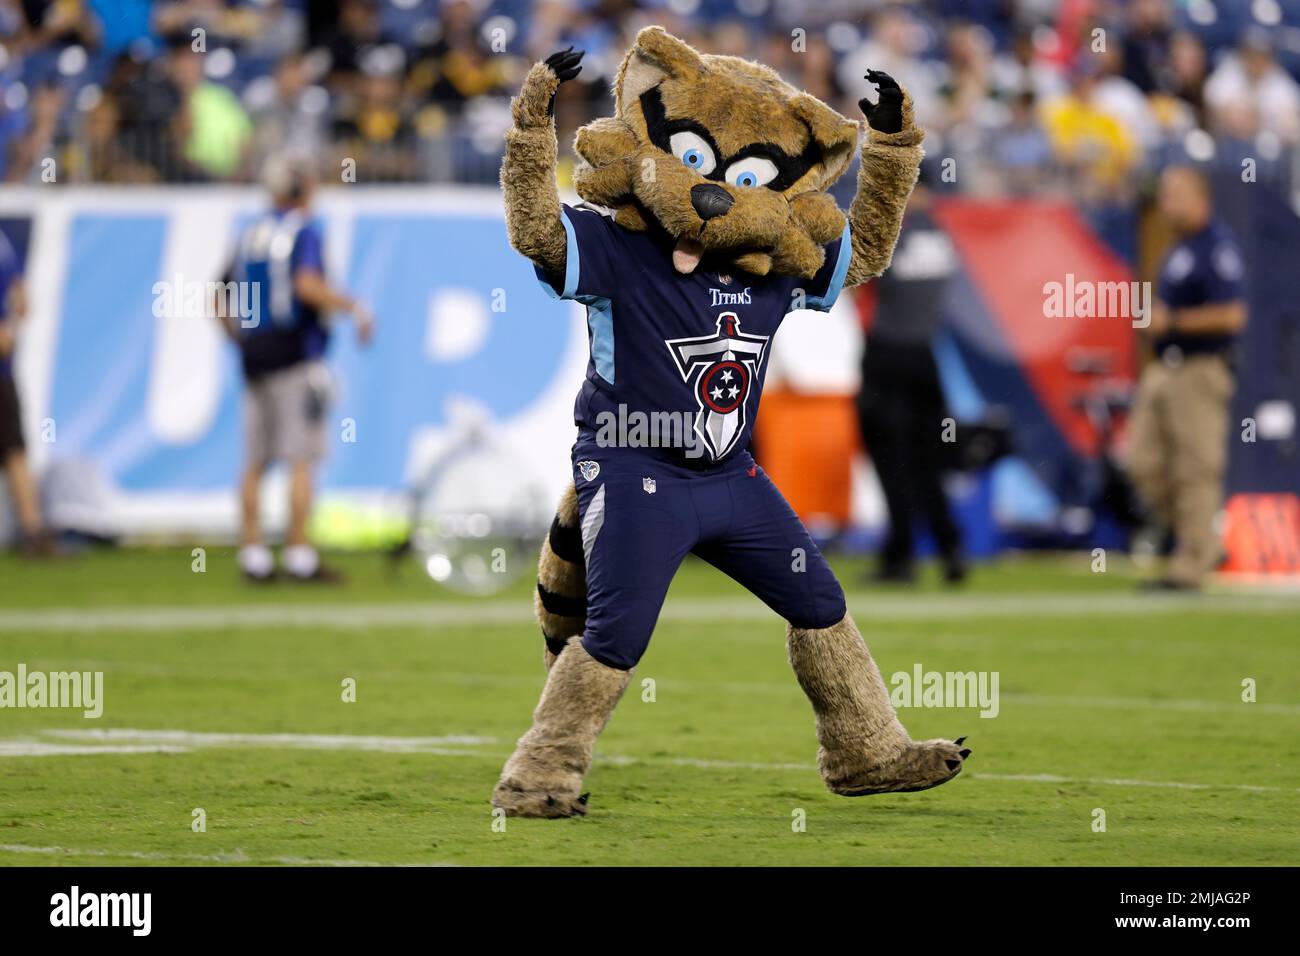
top-left (501, 48), bottom-right (584, 281)
top-left (844, 70), bottom-right (925, 289)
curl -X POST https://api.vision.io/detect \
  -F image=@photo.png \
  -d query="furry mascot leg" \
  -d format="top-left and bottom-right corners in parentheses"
top-left (788, 613), bottom-right (970, 795)
top-left (492, 635), bottom-right (630, 817)
top-left (535, 483), bottom-right (586, 671)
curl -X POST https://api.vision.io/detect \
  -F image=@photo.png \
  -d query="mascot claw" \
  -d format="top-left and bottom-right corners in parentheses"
top-left (829, 737), bottom-right (972, 797)
top-left (493, 786), bottom-right (590, 819)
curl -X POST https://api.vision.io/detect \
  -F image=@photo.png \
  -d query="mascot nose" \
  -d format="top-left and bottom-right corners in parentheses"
top-left (691, 183), bottom-right (734, 220)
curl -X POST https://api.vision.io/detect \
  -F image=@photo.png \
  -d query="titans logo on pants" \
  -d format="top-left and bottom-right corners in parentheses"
top-left (665, 312), bottom-right (769, 461)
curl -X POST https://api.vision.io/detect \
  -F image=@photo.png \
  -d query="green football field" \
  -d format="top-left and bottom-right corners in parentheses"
top-left (0, 547), bottom-right (1296, 867)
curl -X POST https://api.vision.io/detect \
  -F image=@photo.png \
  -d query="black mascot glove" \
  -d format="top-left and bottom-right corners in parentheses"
top-left (544, 47), bottom-right (585, 117)
top-left (858, 69), bottom-right (904, 134)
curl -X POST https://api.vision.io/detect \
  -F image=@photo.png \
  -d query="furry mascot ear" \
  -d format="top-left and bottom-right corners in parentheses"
top-left (788, 93), bottom-right (860, 193)
top-left (614, 26), bottom-right (708, 116)
top-left (573, 27), bottom-right (710, 232)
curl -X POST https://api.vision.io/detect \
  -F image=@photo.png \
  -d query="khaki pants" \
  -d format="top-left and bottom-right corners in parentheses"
top-left (1126, 353), bottom-right (1234, 586)
top-left (244, 360), bottom-right (331, 466)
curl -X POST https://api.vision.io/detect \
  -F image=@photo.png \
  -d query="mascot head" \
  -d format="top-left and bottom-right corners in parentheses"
top-left (571, 27), bottom-right (859, 279)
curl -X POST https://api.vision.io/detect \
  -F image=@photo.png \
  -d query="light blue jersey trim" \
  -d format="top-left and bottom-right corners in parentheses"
top-left (805, 222), bottom-right (852, 312)
top-left (526, 208), bottom-right (613, 383)
top-left (580, 295), bottom-right (615, 384)
top-left (534, 208), bottom-right (580, 299)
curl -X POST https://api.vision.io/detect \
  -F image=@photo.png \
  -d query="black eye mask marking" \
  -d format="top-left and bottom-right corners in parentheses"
top-left (639, 86), bottom-right (822, 193)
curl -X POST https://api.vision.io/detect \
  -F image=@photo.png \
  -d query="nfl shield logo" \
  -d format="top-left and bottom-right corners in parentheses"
top-left (642, 477), bottom-right (657, 495)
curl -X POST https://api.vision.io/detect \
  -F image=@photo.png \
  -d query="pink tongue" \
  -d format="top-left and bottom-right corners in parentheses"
top-left (673, 238), bottom-right (704, 274)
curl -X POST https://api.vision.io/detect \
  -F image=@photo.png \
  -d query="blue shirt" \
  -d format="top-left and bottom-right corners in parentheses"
top-left (229, 208), bottom-right (328, 377)
top-left (538, 203), bottom-right (851, 465)
top-left (0, 230), bottom-right (20, 378)
top-left (1156, 219), bottom-right (1245, 357)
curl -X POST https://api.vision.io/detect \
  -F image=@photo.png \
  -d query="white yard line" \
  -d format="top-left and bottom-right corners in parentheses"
top-left (1, 591), bottom-right (1298, 633)
top-left (971, 773), bottom-right (1291, 793)
top-left (0, 843), bottom-right (451, 867)
top-left (5, 728), bottom-right (1295, 794)
top-left (0, 742), bottom-right (191, 757)
top-left (41, 729), bottom-right (495, 751)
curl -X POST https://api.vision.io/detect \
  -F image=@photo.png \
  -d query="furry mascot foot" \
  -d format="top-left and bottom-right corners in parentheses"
top-left (788, 613), bottom-right (971, 795)
top-left (492, 636), bottom-right (630, 817)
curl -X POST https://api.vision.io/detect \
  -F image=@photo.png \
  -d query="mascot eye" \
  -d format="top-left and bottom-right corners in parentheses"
top-left (669, 131), bottom-right (717, 175)
top-left (724, 157), bottom-right (779, 189)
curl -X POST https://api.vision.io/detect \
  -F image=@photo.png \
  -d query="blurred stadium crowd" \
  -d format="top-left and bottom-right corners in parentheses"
top-left (2, 1), bottom-right (1298, 217)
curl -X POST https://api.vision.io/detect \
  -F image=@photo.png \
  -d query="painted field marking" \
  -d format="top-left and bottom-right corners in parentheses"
top-left (0, 843), bottom-right (451, 867)
top-left (2, 591), bottom-right (1298, 633)
top-left (41, 728), bottom-right (493, 751)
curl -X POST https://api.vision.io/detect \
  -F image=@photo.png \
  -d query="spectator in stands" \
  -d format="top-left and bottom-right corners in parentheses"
top-left (331, 63), bottom-right (416, 181)
top-left (940, 21), bottom-right (1000, 132)
top-left (409, 0), bottom-right (512, 117)
top-left (0, 0), bottom-right (26, 47)
top-left (246, 52), bottom-right (328, 174)
top-left (1204, 27), bottom-right (1300, 148)
top-left (936, 21), bottom-right (1013, 194)
top-left (1119, 0), bottom-right (1173, 95)
top-left (152, 0), bottom-right (259, 52)
top-left (1128, 165), bottom-right (1246, 591)
top-left (1164, 30), bottom-right (1208, 125)
top-left (115, 38), bottom-right (196, 181)
top-left (84, 51), bottom-right (168, 182)
top-left (321, 0), bottom-right (383, 92)
top-left (17, 0), bottom-right (100, 53)
top-left (4, 81), bottom-right (66, 183)
top-left (1093, 45), bottom-right (1158, 154)
top-left (990, 26), bottom-right (1065, 104)
top-left (216, 155), bottom-right (374, 583)
top-left (856, 171), bottom-right (965, 585)
top-left (169, 37), bottom-right (253, 180)
top-left (0, 78), bottom-right (30, 181)
top-left (994, 89), bottom-right (1054, 194)
top-left (1042, 57), bottom-right (1141, 258)
top-left (1041, 58), bottom-right (1140, 197)
top-left (241, 0), bottom-right (307, 62)
top-left (1141, 30), bottom-right (1202, 145)
top-left (0, 228), bottom-right (48, 554)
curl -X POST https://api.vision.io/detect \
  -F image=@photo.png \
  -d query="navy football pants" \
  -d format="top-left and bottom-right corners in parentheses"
top-left (572, 443), bottom-right (847, 670)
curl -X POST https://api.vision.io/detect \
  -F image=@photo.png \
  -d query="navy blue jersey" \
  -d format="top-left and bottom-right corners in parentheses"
top-left (228, 208), bottom-right (328, 378)
top-left (1155, 219), bottom-right (1245, 357)
top-left (0, 230), bottom-right (20, 379)
top-left (538, 203), bottom-right (851, 465)
top-left (868, 207), bottom-right (955, 347)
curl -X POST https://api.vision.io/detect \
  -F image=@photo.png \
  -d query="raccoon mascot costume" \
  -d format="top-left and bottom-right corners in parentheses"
top-left (494, 26), bottom-right (970, 817)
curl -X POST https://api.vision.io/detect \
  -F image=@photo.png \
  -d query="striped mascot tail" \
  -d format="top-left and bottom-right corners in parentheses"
top-left (535, 483), bottom-right (588, 669)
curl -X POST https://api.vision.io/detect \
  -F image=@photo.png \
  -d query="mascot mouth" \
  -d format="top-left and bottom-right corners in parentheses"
top-left (672, 237), bottom-right (705, 274)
